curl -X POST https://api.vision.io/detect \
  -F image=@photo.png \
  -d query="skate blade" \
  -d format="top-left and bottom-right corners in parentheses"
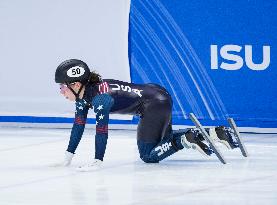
top-left (189, 113), bottom-right (227, 164)
top-left (216, 140), bottom-right (232, 149)
top-left (191, 144), bottom-right (210, 157)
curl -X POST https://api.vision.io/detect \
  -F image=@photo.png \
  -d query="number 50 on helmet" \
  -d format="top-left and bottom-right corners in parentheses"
top-left (55, 59), bottom-right (91, 84)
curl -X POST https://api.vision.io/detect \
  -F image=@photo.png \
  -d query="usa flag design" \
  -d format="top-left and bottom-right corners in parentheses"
top-left (98, 82), bottom-right (110, 94)
top-left (74, 116), bottom-right (86, 125)
top-left (96, 125), bottom-right (108, 134)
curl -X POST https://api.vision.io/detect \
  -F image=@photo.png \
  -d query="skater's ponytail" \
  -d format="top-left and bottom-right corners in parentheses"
top-left (88, 71), bottom-right (102, 85)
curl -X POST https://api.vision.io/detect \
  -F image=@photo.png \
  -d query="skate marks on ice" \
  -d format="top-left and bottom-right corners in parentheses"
top-left (0, 128), bottom-right (277, 205)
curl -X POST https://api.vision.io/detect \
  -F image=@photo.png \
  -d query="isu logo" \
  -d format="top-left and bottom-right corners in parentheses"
top-left (211, 45), bottom-right (270, 71)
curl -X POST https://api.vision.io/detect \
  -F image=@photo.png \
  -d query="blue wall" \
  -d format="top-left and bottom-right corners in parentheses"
top-left (129, 0), bottom-right (276, 127)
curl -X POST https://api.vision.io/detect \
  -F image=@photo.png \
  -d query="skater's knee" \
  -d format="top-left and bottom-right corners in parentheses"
top-left (137, 140), bottom-right (159, 163)
top-left (140, 155), bottom-right (159, 163)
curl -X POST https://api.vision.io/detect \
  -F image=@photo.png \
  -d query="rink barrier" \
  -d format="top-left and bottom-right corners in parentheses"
top-left (1, 116), bottom-right (277, 133)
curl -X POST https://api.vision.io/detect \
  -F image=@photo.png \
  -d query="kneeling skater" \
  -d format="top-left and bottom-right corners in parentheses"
top-left (54, 59), bottom-right (238, 171)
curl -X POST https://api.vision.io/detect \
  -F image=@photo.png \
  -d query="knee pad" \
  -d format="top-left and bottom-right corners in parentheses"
top-left (140, 155), bottom-right (159, 163)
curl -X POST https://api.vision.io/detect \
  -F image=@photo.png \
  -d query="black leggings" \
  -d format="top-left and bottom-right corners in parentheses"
top-left (137, 83), bottom-right (173, 143)
top-left (136, 85), bottom-right (183, 163)
top-left (137, 98), bottom-right (172, 143)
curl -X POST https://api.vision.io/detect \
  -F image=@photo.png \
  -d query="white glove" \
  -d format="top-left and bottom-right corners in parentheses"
top-left (76, 159), bottom-right (103, 172)
top-left (50, 151), bottom-right (74, 167)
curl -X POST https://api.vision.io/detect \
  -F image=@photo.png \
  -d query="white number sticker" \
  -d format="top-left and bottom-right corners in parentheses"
top-left (67, 66), bottom-right (85, 77)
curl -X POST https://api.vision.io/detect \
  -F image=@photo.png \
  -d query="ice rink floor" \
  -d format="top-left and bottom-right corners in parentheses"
top-left (0, 127), bottom-right (277, 205)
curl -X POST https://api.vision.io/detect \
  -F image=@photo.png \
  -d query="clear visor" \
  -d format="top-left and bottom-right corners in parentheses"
top-left (59, 83), bottom-right (75, 94)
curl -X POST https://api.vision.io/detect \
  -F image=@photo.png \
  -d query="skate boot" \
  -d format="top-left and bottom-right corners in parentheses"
top-left (209, 126), bottom-right (239, 149)
top-left (181, 129), bottom-right (213, 156)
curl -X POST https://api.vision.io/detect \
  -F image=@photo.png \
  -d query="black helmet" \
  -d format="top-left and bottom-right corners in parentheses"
top-left (55, 59), bottom-right (91, 84)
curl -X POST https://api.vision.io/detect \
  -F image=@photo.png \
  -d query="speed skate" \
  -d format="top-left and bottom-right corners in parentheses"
top-left (227, 118), bottom-right (249, 157)
top-left (189, 113), bottom-right (249, 164)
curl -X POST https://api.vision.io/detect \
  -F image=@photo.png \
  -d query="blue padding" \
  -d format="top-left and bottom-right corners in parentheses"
top-left (0, 116), bottom-right (137, 125)
top-left (0, 116), bottom-right (275, 127)
top-left (128, 0), bottom-right (277, 128)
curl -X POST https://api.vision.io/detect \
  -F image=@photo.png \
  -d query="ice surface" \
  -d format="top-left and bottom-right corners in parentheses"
top-left (0, 127), bottom-right (276, 205)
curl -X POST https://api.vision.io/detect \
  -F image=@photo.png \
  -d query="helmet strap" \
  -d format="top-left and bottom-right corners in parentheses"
top-left (66, 83), bottom-right (85, 101)
top-left (76, 83), bottom-right (85, 100)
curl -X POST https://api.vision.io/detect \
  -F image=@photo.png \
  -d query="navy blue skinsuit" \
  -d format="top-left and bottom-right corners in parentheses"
top-left (66, 79), bottom-right (185, 163)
